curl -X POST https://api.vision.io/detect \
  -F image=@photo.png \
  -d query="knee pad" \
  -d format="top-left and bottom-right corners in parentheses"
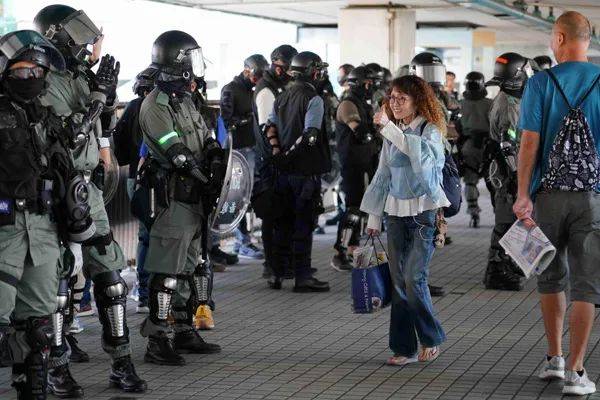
top-left (93, 271), bottom-right (129, 343)
top-left (190, 262), bottom-right (213, 307)
top-left (149, 274), bottom-right (177, 322)
top-left (339, 208), bottom-right (361, 249)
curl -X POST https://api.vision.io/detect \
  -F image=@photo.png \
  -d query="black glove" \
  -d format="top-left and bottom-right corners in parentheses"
top-left (92, 54), bottom-right (120, 102)
top-left (272, 152), bottom-right (292, 172)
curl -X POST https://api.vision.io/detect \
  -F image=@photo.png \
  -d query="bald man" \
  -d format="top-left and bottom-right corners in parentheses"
top-left (514, 11), bottom-right (600, 396)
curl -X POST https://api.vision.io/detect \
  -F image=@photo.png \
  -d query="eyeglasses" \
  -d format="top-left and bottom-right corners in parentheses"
top-left (388, 95), bottom-right (411, 105)
top-left (7, 66), bottom-right (46, 79)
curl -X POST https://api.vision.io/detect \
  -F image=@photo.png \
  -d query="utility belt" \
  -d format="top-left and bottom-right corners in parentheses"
top-left (0, 180), bottom-right (55, 227)
top-left (81, 231), bottom-right (114, 255)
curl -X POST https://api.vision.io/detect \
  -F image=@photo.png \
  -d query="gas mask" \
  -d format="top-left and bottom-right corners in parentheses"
top-left (65, 174), bottom-right (96, 242)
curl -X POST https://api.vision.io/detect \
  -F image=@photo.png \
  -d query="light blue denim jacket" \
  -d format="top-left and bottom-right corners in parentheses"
top-left (360, 119), bottom-right (446, 217)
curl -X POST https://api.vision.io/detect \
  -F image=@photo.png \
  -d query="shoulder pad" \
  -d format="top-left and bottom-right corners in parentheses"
top-left (156, 91), bottom-right (170, 106)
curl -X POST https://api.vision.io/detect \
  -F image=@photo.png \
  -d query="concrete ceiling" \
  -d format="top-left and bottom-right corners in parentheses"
top-left (148, 0), bottom-right (600, 46)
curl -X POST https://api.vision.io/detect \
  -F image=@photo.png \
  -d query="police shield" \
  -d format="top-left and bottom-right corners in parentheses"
top-left (102, 147), bottom-right (120, 205)
top-left (210, 145), bottom-right (252, 236)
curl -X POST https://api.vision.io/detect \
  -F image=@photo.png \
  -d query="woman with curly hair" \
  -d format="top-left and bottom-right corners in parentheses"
top-left (361, 75), bottom-right (449, 365)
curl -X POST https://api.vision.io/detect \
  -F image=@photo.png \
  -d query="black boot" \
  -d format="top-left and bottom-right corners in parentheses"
top-left (14, 358), bottom-right (49, 400)
top-left (268, 276), bottom-right (282, 290)
top-left (109, 355), bottom-right (147, 392)
top-left (294, 277), bottom-right (330, 293)
top-left (174, 329), bottom-right (221, 354)
top-left (65, 335), bottom-right (89, 363)
top-left (48, 364), bottom-right (83, 398)
top-left (484, 261), bottom-right (524, 291)
top-left (145, 333), bottom-right (186, 366)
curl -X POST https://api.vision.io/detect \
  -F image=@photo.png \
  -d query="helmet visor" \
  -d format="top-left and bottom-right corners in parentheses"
top-left (62, 10), bottom-right (102, 46)
top-left (186, 47), bottom-right (205, 78)
top-left (412, 64), bottom-right (446, 85)
top-left (0, 30), bottom-right (66, 72)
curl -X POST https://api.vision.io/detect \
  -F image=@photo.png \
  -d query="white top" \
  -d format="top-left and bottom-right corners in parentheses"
top-left (255, 87), bottom-right (276, 126)
top-left (366, 117), bottom-right (450, 231)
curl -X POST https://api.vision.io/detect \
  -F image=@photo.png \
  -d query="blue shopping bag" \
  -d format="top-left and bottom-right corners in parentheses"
top-left (351, 237), bottom-right (393, 313)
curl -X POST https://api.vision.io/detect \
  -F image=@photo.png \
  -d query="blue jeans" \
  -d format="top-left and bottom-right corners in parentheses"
top-left (387, 210), bottom-right (446, 357)
top-left (80, 278), bottom-right (92, 308)
top-left (127, 178), bottom-right (150, 303)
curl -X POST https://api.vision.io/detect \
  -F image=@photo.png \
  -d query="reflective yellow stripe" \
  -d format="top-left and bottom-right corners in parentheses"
top-left (158, 131), bottom-right (178, 146)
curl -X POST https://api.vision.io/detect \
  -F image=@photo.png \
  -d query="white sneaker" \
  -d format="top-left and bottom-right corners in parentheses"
top-left (563, 369), bottom-right (596, 396)
top-left (68, 317), bottom-right (84, 334)
top-left (538, 355), bottom-right (565, 380)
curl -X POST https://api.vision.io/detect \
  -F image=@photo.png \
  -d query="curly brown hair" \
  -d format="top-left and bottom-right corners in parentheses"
top-left (385, 75), bottom-right (447, 135)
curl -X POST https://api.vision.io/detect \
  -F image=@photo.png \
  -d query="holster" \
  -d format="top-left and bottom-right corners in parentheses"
top-left (172, 173), bottom-right (203, 205)
top-left (91, 161), bottom-right (105, 191)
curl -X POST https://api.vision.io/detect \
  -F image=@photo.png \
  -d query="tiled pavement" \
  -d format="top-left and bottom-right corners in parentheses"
top-left (2, 189), bottom-right (600, 400)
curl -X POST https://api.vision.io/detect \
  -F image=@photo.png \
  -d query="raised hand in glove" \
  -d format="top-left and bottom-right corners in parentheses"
top-left (92, 54), bottom-right (120, 102)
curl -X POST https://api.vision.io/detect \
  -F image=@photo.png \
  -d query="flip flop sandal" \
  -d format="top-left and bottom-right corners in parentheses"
top-left (418, 346), bottom-right (440, 362)
top-left (386, 355), bottom-right (418, 366)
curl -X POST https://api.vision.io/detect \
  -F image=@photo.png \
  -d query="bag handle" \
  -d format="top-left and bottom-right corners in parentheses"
top-left (364, 234), bottom-right (389, 266)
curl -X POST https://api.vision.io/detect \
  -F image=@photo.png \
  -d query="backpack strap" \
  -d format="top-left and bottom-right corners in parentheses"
top-left (576, 73), bottom-right (600, 108)
top-left (546, 70), bottom-right (572, 109)
top-left (419, 120), bottom-right (427, 135)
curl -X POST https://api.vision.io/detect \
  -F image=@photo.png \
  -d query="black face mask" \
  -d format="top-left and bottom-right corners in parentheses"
top-left (3, 77), bottom-right (47, 103)
top-left (271, 64), bottom-right (291, 84)
top-left (156, 79), bottom-right (192, 97)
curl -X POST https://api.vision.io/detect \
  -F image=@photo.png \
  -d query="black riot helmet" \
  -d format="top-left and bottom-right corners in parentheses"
top-left (34, 5), bottom-right (102, 65)
top-left (0, 30), bottom-right (66, 76)
top-left (485, 52), bottom-right (534, 98)
top-left (345, 65), bottom-right (371, 87)
top-left (533, 55), bottom-right (553, 70)
top-left (151, 30), bottom-right (205, 81)
top-left (410, 52), bottom-right (446, 86)
top-left (133, 65), bottom-right (158, 96)
top-left (365, 62), bottom-right (384, 86)
top-left (289, 51), bottom-right (328, 82)
top-left (464, 71), bottom-right (485, 93)
top-left (270, 44), bottom-right (298, 70)
top-left (244, 54), bottom-right (269, 79)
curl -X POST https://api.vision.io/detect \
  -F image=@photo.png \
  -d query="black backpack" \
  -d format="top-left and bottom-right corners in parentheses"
top-left (542, 70), bottom-right (600, 192)
top-left (419, 121), bottom-right (462, 217)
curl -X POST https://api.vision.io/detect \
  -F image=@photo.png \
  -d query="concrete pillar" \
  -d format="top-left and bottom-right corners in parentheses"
top-left (338, 6), bottom-right (415, 73)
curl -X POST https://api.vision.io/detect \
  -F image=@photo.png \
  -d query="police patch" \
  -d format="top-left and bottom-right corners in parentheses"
top-left (0, 199), bottom-right (12, 215)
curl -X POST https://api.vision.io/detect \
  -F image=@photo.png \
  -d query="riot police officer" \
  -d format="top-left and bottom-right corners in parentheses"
top-left (331, 66), bottom-right (379, 270)
top-left (458, 71), bottom-right (493, 228)
top-left (0, 29), bottom-right (94, 400)
top-left (34, 4), bottom-right (147, 395)
top-left (265, 51), bottom-right (331, 292)
top-left (364, 62), bottom-right (386, 111)
top-left (483, 52), bottom-right (535, 291)
top-left (252, 44), bottom-right (298, 279)
top-left (138, 30), bottom-right (223, 366)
